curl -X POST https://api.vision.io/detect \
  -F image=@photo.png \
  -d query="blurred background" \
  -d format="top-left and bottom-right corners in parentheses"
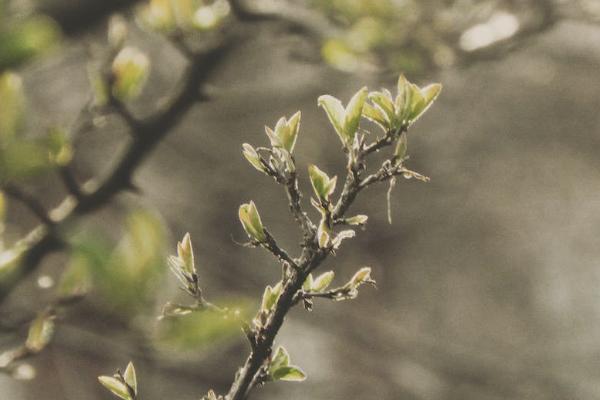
top-left (1, 0), bottom-right (600, 399)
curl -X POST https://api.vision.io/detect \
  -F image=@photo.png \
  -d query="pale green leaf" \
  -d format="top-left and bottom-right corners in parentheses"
top-left (25, 312), bottom-right (55, 353)
top-left (111, 46), bottom-right (150, 101)
top-left (302, 273), bottom-right (314, 291)
top-left (368, 90), bottom-right (395, 124)
top-left (281, 111), bottom-right (301, 153)
top-left (312, 271), bottom-right (334, 292)
top-left (308, 164), bottom-right (335, 203)
top-left (270, 346), bottom-right (290, 371)
top-left (176, 232), bottom-right (195, 276)
top-left (272, 365), bottom-right (306, 382)
top-left (349, 267), bottom-right (374, 288)
top-left (410, 83), bottom-right (442, 123)
top-left (345, 215), bottom-right (368, 226)
top-left (362, 102), bottom-right (389, 130)
top-left (242, 143), bottom-right (266, 174)
top-left (123, 362), bottom-right (137, 395)
top-left (318, 95), bottom-right (346, 145)
top-left (98, 376), bottom-right (131, 400)
top-left (343, 86), bottom-right (368, 142)
top-left (238, 201), bottom-right (266, 242)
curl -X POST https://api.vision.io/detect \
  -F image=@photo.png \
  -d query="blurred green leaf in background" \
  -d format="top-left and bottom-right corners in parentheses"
top-left (66, 210), bottom-right (167, 318)
top-left (0, 0), bottom-right (61, 71)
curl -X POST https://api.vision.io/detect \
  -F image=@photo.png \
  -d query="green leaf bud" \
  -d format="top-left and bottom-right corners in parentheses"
top-left (98, 376), bottom-right (131, 400)
top-left (25, 311), bottom-right (55, 353)
top-left (308, 164), bottom-right (336, 204)
top-left (111, 46), bottom-right (150, 102)
top-left (238, 201), bottom-right (267, 242)
top-left (123, 362), bottom-right (137, 396)
top-left (312, 271), bottom-right (334, 292)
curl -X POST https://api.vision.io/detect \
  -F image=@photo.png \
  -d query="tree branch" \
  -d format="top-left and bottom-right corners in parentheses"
top-left (283, 170), bottom-right (315, 239)
top-left (225, 129), bottom-right (413, 400)
top-left (0, 34), bottom-right (241, 305)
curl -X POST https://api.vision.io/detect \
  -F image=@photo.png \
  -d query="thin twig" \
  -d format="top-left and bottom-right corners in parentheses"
top-left (0, 34), bottom-right (241, 304)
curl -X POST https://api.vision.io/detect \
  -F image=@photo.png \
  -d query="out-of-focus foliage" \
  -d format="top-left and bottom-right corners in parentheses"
top-left (313, 0), bottom-right (558, 73)
top-left (66, 210), bottom-right (167, 318)
top-left (156, 299), bottom-right (253, 351)
top-left (0, 71), bottom-right (73, 183)
top-left (136, 0), bottom-right (231, 34)
top-left (111, 46), bottom-right (151, 102)
top-left (0, 1), bottom-right (60, 71)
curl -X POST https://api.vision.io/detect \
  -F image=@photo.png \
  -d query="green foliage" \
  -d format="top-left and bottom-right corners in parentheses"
top-left (0, 15), bottom-right (61, 71)
top-left (365, 75), bottom-right (442, 132)
top-left (98, 361), bottom-right (137, 400)
top-left (238, 201), bottom-right (267, 243)
top-left (70, 210), bottom-right (167, 317)
top-left (313, 0), bottom-right (551, 74)
top-left (24, 311), bottom-right (55, 354)
top-left (260, 281), bottom-right (282, 313)
top-left (308, 164), bottom-right (337, 205)
top-left (304, 271), bottom-right (335, 293)
top-left (264, 111), bottom-right (301, 154)
top-left (242, 143), bottom-right (266, 174)
top-left (318, 87), bottom-right (367, 146)
top-left (136, 0), bottom-right (231, 33)
top-left (268, 346), bottom-right (306, 382)
top-left (99, 376), bottom-right (132, 400)
top-left (0, 72), bottom-right (75, 184)
top-left (111, 47), bottom-right (150, 102)
top-left (157, 299), bottom-right (252, 351)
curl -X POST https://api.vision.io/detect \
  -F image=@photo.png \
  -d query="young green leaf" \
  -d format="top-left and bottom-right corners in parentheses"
top-left (312, 271), bottom-right (334, 292)
top-left (270, 346), bottom-right (290, 371)
top-left (362, 102), bottom-right (389, 130)
top-left (410, 83), bottom-right (442, 123)
top-left (242, 143), bottom-right (266, 174)
top-left (394, 74), bottom-right (411, 121)
top-left (269, 346), bottom-right (306, 382)
top-left (345, 215), bottom-right (368, 226)
top-left (123, 362), bottom-right (137, 396)
top-left (98, 376), bottom-right (132, 400)
top-left (368, 90), bottom-right (395, 124)
top-left (238, 201), bottom-right (267, 242)
top-left (111, 47), bottom-right (150, 101)
top-left (271, 366), bottom-right (307, 382)
top-left (302, 273), bottom-right (314, 291)
top-left (348, 267), bottom-right (375, 288)
top-left (343, 86), bottom-right (368, 142)
top-left (317, 217), bottom-right (331, 249)
top-left (275, 111), bottom-right (301, 154)
top-left (332, 229), bottom-right (356, 250)
top-left (261, 281), bottom-right (282, 312)
top-left (176, 232), bottom-right (195, 277)
top-left (308, 164), bottom-right (336, 203)
top-left (317, 95), bottom-right (346, 145)
top-left (25, 312), bottom-right (55, 353)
